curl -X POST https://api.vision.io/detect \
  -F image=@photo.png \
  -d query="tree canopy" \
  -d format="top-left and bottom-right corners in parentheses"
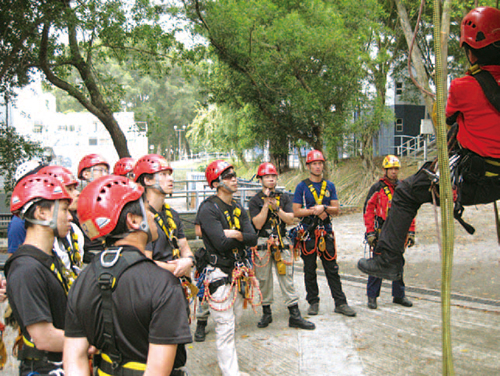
top-left (1, 0), bottom-right (181, 157)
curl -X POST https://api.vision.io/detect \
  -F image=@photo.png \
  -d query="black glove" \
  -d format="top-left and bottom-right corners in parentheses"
top-left (366, 231), bottom-right (377, 247)
top-left (407, 231), bottom-right (416, 248)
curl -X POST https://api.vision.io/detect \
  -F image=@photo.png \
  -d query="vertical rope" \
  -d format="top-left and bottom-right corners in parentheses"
top-left (433, 0), bottom-right (455, 374)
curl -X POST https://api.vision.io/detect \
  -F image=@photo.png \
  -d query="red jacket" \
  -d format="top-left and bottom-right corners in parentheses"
top-left (446, 65), bottom-right (500, 159)
top-left (363, 177), bottom-right (416, 234)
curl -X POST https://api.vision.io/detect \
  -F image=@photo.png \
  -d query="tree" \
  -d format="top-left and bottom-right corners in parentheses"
top-left (188, 102), bottom-right (259, 165)
top-left (0, 0), bottom-right (180, 157)
top-left (0, 123), bottom-right (43, 199)
top-left (48, 59), bottom-right (207, 161)
top-left (179, 0), bottom-right (378, 168)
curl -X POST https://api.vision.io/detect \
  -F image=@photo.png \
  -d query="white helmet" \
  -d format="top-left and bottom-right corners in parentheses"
top-left (14, 159), bottom-right (44, 183)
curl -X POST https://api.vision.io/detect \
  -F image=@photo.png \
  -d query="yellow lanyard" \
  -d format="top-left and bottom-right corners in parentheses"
top-left (154, 204), bottom-right (180, 258)
top-left (308, 180), bottom-right (327, 205)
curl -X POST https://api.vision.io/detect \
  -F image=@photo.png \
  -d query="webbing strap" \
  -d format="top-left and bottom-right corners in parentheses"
top-left (211, 196), bottom-right (242, 230)
top-left (469, 64), bottom-right (500, 113)
top-left (93, 248), bottom-right (153, 370)
top-left (4, 247), bottom-right (69, 295)
top-left (305, 179), bottom-right (327, 205)
top-left (150, 205), bottom-right (180, 257)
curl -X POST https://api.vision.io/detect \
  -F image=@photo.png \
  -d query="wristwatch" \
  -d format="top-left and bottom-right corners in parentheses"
top-left (323, 205), bottom-right (328, 213)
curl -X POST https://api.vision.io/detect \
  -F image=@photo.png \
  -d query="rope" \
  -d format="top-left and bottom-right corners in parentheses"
top-left (202, 266), bottom-right (262, 313)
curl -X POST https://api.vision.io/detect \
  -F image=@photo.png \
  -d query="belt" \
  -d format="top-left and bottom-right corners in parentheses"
top-left (19, 336), bottom-right (62, 363)
top-left (208, 277), bottom-right (232, 295)
top-left (96, 353), bottom-right (146, 376)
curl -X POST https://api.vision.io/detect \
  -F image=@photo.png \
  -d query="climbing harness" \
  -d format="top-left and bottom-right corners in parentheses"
top-left (292, 179), bottom-right (336, 259)
top-left (251, 193), bottom-right (296, 273)
top-left (202, 197), bottom-right (262, 312)
top-left (93, 247), bottom-right (154, 375)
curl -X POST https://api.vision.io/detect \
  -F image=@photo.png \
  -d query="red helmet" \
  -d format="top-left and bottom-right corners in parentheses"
top-left (113, 158), bottom-right (135, 177)
top-left (133, 154), bottom-right (172, 182)
top-left (306, 150), bottom-right (325, 164)
top-left (39, 165), bottom-right (79, 187)
top-left (77, 175), bottom-right (144, 240)
top-left (11, 174), bottom-right (72, 215)
top-left (460, 6), bottom-right (500, 49)
top-left (257, 162), bottom-right (278, 177)
top-left (77, 154), bottom-right (110, 179)
top-left (205, 160), bottom-right (233, 188)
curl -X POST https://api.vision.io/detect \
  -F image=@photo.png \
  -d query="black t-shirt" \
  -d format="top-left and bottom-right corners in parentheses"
top-left (6, 244), bottom-right (67, 361)
top-left (248, 191), bottom-right (293, 237)
top-left (64, 245), bottom-right (192, 363)
top-left (146, 207), bottom-right (186, 262)
top-left (197, 196), bottom-right (257, 258)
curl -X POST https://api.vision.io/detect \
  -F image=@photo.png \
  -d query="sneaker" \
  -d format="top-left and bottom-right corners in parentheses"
top-left (334, 304), bottom-right (356, 317)
top-left (358, 257), bottom-right (402, 281)
top-left (367, 297), bottom-right (377, 309)
top-left (393, 297), bottom-right (413, 307)
top-left (307, 302), bottom-right (319, 316)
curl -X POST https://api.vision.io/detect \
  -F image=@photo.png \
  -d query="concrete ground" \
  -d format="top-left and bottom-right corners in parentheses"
top-left (2, 203), bottom-right (500, 375)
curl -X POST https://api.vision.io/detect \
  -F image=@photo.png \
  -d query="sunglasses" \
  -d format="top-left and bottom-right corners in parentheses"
top-left (221, 171), bottom-right (237, 180)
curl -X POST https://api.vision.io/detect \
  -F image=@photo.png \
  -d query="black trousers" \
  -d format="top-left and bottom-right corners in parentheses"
top-left (375, 160), bottom-right (500, 260)
top-left (300, 234), bottom-right (347, 307)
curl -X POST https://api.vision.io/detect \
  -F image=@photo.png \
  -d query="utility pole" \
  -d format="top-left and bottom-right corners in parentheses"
top-left (174, 125), bottom-right (186, 160)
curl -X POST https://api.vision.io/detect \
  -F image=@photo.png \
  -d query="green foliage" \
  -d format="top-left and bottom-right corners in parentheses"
top-left (0, 123), bottom-right (43, 200)
top-left (0, 0), bottom-right (184, 157)
top-left (182, 0), bottom-right (379, 163)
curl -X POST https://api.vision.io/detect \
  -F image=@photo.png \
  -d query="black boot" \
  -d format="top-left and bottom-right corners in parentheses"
top-left (393, 297), bottom-right (413, 307)
top-left (257, 305), bottom-right (273, 328)
top-left (194, 320), bottom-right (207, 342)
top-left (367, 297), bottom-right (377, 309)
top-left (288, 304), bottom-right (316, 330)
top-left (358, 254), bottom-right (403, 281)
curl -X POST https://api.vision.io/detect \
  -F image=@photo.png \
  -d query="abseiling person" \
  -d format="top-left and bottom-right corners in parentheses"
top-left (358, 6), bottom-right (500, 281)
top-left (249, 162), bottom-right (315, 330)
top-left (63, 175), bottom-right (192, 376)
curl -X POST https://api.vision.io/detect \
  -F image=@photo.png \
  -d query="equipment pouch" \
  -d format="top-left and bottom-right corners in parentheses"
top-left (276, 261), bottom-right (286, 275)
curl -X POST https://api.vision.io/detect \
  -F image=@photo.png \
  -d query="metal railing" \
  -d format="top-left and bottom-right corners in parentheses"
top-left (171, 178), bottom-right (290, 213)
top-left (396, 134), bottom-right (436, 160)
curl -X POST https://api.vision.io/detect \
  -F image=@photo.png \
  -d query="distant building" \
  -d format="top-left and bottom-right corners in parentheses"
top-left (1, 79), bottom-right (147, 174)
top-left (374, 78), bottom-right (430, 157)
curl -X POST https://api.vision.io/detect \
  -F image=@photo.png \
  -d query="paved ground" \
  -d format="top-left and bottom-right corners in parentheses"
top-left (2, 203), bottom-right (500, 375)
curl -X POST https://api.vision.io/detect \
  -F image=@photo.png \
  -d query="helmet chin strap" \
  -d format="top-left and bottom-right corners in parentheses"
top-left (23, 199), bottom-right (61, 237)
top-left (219, 180), bottom-right (237, 194)
top-left (138, 198), bottom-right (152, 243)
top-left (153, 173), bottom-right (167, 195)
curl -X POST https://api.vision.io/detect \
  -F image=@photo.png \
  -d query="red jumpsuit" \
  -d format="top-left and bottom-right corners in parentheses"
top-left (363, 176), bottom-right (415, 298)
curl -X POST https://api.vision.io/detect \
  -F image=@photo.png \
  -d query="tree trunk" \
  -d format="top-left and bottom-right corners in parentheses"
top-left (394, 0), bottom-right (435, 114)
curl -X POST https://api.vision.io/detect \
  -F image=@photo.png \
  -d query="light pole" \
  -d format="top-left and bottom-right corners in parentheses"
top-left (174, 125), bottom-right (186, 160)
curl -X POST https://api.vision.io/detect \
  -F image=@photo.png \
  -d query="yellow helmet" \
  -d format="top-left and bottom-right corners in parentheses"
top-left (382, 155), bottom-right (401, 169)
